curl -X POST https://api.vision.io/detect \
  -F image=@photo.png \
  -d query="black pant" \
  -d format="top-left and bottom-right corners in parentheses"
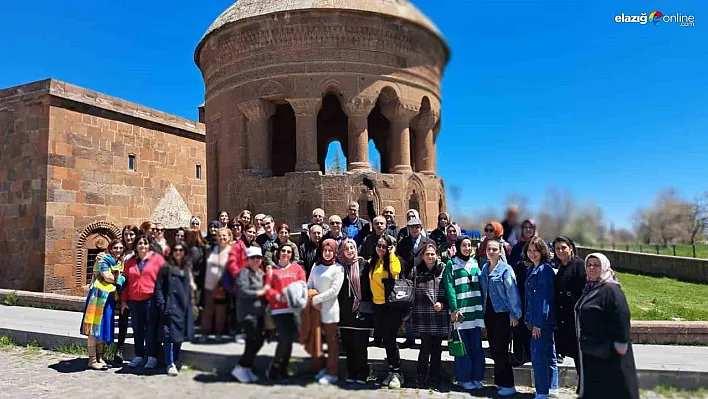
top-left (239, 317), bottom-right (265, 368)
top-left (485, 307), bottom-right (515, 388)
top-left (272, 314), bottom-right (298, 377)
top-left (513, 316), bottom-right (531, 360)
top-left (373, 304), bottom-right (401, 371)
top-left (418, 334), bottom-right (443, 377)
top-left (117, 307), bottom-right (129, 349)
top-left (340, 328), bottom-right (370, 380)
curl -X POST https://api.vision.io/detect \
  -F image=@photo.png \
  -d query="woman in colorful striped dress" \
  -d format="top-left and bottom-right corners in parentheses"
top-left (443, 235), bottom-right (485, 391)
top-left (80, 238), bottom-right (125, 370)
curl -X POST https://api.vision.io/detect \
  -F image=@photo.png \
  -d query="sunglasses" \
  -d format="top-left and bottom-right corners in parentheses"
top-left (156, 228), bottom-right (164, 232)
top-left (113, 246), bottom-right (124, 251)
top-left (376, 244), bottom-right (389, 249)
top-left (330, 221), bottom-right (341, 225)
top-left (484, 228), bottom-right (495, 233)
top-left (173, 248), bottom-right (185, 253)
top-left (281, 250), bottom-right (292, 254)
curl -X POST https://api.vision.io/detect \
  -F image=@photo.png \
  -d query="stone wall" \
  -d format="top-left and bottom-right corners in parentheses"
top-left (577, 246), bottom-right (708, 283)
top-left (0, 81), bottom-right (50, 292)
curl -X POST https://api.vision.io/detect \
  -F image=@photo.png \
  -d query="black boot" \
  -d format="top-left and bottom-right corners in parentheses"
top-left (416, 374), bottom-right (427, 389)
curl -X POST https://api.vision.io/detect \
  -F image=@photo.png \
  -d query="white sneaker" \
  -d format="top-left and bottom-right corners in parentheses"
top-left (127, 356), bottom-right (144, 368)
top-left (144, 357), bottom-right (159, 369)
top-left (498, 387), bottom-right (517, 396)
top-left (166, 363), bottom-right (179, 376)
top-left (345, 378), bottom-right (356, 384)
top-left (246, 368), bottom-right (259, 383)
top-left (388, 372), bottom-right (403, 389)
top-left (314, 368), bottom-right (327, 381)
top-left (549, 389), bottom-right (560, 398)
top-left (457, 381), bottom-right (475, 390)
top-left (318, 375), bottom-right (338, 385)
top-left (471, 380), bottom-right (484, 390)
top-left (382, 372), bottom-right (394, 386)
top-left (235, 333), bottom-right (247, 344)
top-left (231, 364), bottom-right (251, 383)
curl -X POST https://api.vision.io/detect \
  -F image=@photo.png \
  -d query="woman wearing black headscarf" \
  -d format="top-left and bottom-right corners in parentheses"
top-left (206, 220), bottom-right (221, 250)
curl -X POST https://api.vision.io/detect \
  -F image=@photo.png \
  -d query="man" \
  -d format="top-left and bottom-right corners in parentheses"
top-left (360, 216), bottom-right (396, 260)
top-left (501, 206), bottom-right (521, 246)
top-left (323, 215), bottom-right (346, 247)
top-left (429, 212), bottom-right (449, 248)
top-left (397, 209), bottom-right (426, 242)
top-left (255, 215), bottom-right (277, 252)
top-left (365, 190), bottom-right (399, 239)
top-left (254, 213), bottom-right (266, 235)
top-left (299, 208), bottom-right (329, 246)
top-left (342, 201), bottom-right (370, 246)
top-left (299, 224), bottom-right (323, 278)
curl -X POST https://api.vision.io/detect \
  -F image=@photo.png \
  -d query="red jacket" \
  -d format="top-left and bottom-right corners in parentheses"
top-left (121, 252), bottom-right (164, 302)
top-left (265, 263), bottom-right (306, 313)
top-left (227, 240), bottom-right (248, 279)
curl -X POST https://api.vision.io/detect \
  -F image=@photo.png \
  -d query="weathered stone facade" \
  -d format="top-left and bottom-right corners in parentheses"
top-left (0, 79), bottom-right (206, 294)
top-left (195, 0), bottom-right (449, 228)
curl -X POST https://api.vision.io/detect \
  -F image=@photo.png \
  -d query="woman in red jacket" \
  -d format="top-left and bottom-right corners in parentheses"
top-left (121, 235), bottom-right (164, 369)
top-left (264, 242), bottom-right (306, 381)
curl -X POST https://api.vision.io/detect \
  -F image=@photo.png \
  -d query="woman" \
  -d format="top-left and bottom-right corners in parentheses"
top-left (524, 236), bottom-right (559, 399)
top-left (200, 227), bottom-right (233, 340)
top-left (439, 223), bottom-right (459, 265)
top-left (174, 228), bottom-right (186, 243)
top-left (552, 236), bottom-right (586, 375)
top-left (155, 241), bottom-right (194, 376)
top-left (338, 238), bottom-right (373, 385)
top-left (231, 246), bottom-right (269, 383)
top-left (397, 209), bottom-right (427, 241)
top-left (121, 235), bottom-right (165, 369)
top-left (206, 220), bottom-right (221, 249)
top-left (480, 239), bottom-right (522, 397)
top-left (443, 236), bottom-right (485, 391)
top-left (114, 225), bottom-right (139, 364)
top-left (264, 224), bottom-right (300, 266)
top-left (241, 223), bottom-right (258, 249)
top-left (476, 221), bottom-right (510, 266)
top-left (307, 239), bottom-right (345, 385)
top-left (219, 210), bottom-right (230, 228)
top-left (80, 239), bottom-right (124, 370)
top-left (508, 219), bottom-right (537, 362)
top-left (264, 242), bottom-right (307, 381)
top-left (238, 210), bottom-right (252, 225)
top-left (410, 243), bottom-right (449, 390)
top-left (185, 228), bottom-right (207, 315)
top-left (369, 234), bottom-right (405, 389)
top-left (229, 221), bottom-right (243, 242)
top-left (576, 253), bottom-right (638, 399)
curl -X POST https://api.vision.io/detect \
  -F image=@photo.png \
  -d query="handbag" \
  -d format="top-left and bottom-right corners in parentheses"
top-left (384, 275), bottom-right (414, 309)
top-left (448, 327), bottom-right (466, 357)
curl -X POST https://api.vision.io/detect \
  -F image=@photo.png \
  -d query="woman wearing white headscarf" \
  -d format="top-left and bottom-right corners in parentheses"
top-left (397, 209), bottom-right (427, 241)
top-left (575, 253), bottom-right (638, 399)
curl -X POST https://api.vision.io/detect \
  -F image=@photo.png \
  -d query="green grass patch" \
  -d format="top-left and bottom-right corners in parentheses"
top-left (2, 291), bottom-right (18, 306)
top-left (0, 335), bottom-right (14, 349)
top-left (603, 243), bottom-right (708, 259)
top-left (619, 272), bottom-right (708, 321)
top-left (55, 342), bottom-right (88, 357)
top-left (23, 340), bottom-right (43, 357)
top-left (647, 385), bottom-right (708, 398)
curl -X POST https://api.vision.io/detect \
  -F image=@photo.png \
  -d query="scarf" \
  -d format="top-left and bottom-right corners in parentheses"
top-left (405, 209), bottom-right (427, 236)
top-left (517, 219), bottom-right (537, 243)
top-left (454, 236), bottom-right (472, 262)
top-left (338, 238), bottom-right (362, 311)
top-left (583, 252), bottom-right (619, 294)
top-left (477, 221), bottom-right (504, 258)
top-left (320, 238), bottom-right (338, 266)
top-left (446, 224), bottom-right (460, 257)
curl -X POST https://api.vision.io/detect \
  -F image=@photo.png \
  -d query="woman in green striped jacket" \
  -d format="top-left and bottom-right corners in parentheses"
top-left (444, 236), bottom-right (486, 391)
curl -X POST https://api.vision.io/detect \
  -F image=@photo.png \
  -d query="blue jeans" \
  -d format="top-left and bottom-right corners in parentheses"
top-left (130, 298), bottom-right (158, 358)
top-left (453, 327), bottom-right (485, 383)
top-left (531, 328), bottom-right (559, 395)
top-left (164, 342), bottom-right (182, 365)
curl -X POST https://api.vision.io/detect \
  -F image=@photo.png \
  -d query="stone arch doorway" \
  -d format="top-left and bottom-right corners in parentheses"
top-left (74, 222), bottom-right (122, 293)
top-left (317, 94), bottom-right (348, 174)
top-left (270, 104), bottom-right (297, 177)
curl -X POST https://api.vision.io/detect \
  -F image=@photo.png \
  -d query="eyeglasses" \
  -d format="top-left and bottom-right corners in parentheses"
top-left (113, 246), bottom-right (124, 251)
top-left (330, 221), bottom-right (341, 225)
top-left (281, 249), bottom-right (292, 253)
top-left (248, 256), bottom-right (263, 260)
top-left (376, 244), bottom-right (389, 249)
top-left (484, 228), bottom-right (495, 233)
top-left (156, 228), bottom-right (164, 232)
top-left (173, 248), bottom-right (185, 253)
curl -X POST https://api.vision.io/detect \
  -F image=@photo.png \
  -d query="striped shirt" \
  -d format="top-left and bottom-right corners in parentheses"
top-left (444, 257), bottom-right (485, 330)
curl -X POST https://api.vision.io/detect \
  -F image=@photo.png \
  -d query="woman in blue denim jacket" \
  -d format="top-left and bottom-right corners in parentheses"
top-left (524, 236), bottom-right (559, 399)
top-left (480, 239), bottom-right (522, 397)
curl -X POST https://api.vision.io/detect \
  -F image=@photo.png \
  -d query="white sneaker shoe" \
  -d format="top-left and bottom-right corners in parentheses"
top-left (127, 356), bottom-right (144, 368)
top-left (231, 364), bottom-right (251, 383)
top-left (471, 380), bottom-right (484, 390)
top-left (144, 357), bottom-right (159, 369)
top-left (383, 372), bottom-right (394, 386)
top-left (314, 368), bottom-right (327, 381)
top-left (318, 375), bottom-right (338, 385)
top-left (498, 387), bottom-right (517, 396)
top-left (388, 373), bottom-right (403, 389)
top-left (235, 333), bottom-right (247, 344)
top-left (166, 363), bottom-right (179, 376)
top-left (457, 381), bottom-right (475, 390)
top-left (246, 368), bottom-right (259, 383)
top-left (549, 389), bottom-right (560, 398)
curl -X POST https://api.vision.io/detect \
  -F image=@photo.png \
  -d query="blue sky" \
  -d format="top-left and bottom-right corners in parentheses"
top-left (1, 1), bottom-right (706, 228)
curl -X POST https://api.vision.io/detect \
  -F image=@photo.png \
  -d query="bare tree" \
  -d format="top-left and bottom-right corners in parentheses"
top-left (614, 228), bottom-right (636, 243)
top-left (688, 192), bottom-right (708, 244)
top-left (537, 186), bottom-right (574, 239)
top-left (504, 193), bottom-right (531, 220)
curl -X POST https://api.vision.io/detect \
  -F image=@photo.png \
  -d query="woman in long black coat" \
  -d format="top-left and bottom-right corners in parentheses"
top-left (552, 237), bottom-right (586, 366)
top-left (155, 241), bottom-right (195, 376)
top-left (575, 253), bottom-right (638, 399)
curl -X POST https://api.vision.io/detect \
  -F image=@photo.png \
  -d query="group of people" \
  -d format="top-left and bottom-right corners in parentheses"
top-left (78, 200), bottom-right (638, 399)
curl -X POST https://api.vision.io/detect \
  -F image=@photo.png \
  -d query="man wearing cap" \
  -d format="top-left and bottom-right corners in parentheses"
top-left (395, 217), bottom-right (435, 278)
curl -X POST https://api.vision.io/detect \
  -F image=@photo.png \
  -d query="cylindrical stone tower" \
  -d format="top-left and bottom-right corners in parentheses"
top-left (195, 0), bottom-right (450, 229)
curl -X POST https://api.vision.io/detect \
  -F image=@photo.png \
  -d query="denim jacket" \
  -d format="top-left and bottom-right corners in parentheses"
top-left (480, 261), bottom-right (522, 320)
top-left (524, 261), bottom-right (556, 329)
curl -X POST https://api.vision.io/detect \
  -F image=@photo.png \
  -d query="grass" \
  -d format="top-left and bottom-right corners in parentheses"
top-left (619, 272), bottom-right (708, 321)
top-left (599, 243), bottom-right (708, 259)
top-left (2, 291), bottom-right (18, 306)
top-left (0, 335), bottom-right (13, 349)
top-left (645, 385), bottom-right (708, 398)
top-left (55, 342), bottom-right (88, 357)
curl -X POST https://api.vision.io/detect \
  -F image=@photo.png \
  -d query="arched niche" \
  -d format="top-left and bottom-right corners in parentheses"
top-left (74, 221), bottom-right (122, 289)
top-left (317, 94), bottom-right (348, 173)
top-left (270, 104), bottom-right (297, 176)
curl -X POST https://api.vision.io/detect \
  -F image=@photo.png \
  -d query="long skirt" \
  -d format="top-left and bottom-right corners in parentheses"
top-left (80, 286), bottom-right (116, 342)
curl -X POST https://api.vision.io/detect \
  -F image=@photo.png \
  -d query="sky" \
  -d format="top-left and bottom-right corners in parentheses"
top-left (1, 0), bottom-right (706, 228)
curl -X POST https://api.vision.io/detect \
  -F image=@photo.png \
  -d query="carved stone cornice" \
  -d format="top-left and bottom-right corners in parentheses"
top-left (237, 99), bottom-right (275, 121)
top-left (342, 95), bottom-right (377, 118)
top-left (381, 100), bottom-right (420, 124)
top-left (413, 110), bottom-right (439, 132)
top-left (286, 98), bottom-right (321, 117)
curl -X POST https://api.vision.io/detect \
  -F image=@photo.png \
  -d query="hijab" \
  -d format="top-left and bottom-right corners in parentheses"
top-left (454, 235), bottom-right (473, 262)
top-left (405, 209), bottom-right (427, 237)
top-left (338, 238), bottom-right (362, 311)
top-left (446, 223), bottom-right (460, 257)
top-left (583, 252), bottom-right (619, 293)
top-left (320, 238), bottom-right (338, 266)
top-left (477, 221), bottom-right (504, 258)
top-left (518, 219), bottom-right (537, 242)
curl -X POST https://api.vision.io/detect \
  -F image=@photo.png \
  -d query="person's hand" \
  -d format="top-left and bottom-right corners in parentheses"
top-left (190, 282), bottom-right (197, 292)
top-left (121, 303), bottom-right (129, 313)
top-left (510, 318), bottom-right (519, 327)
top-left (313, 302), bottom-right (322, 310)
top-left (256, 288), bottom-right (266, 297)
top-left (367, 190), bottom-right (374, 201)
top-left (433, 302), bottom-right (443, 312)
top-left (532, 327), bottom-right (542, 339)
top-left (616, 346), bottom-right (628, 356)
top-left (388, 245), bottom-right (396, 253)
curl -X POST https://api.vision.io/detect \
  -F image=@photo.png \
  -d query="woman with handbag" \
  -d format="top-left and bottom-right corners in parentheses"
top-left (410, 243), bottom-right (449, 390)
top-left (369, 234), bottom-right (405, 389)
top-left (199, 227), bottom-right (233, 341)
top-left (480, 238), bottom-right (522, 396)
top-left (443, 235), bottom-right (485, 391)
top-left (338, 238), bottom-right (373, 384)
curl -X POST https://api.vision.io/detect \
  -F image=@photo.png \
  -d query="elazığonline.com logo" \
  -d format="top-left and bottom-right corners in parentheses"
top-left (614, 10), bottom-right (695, 27)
